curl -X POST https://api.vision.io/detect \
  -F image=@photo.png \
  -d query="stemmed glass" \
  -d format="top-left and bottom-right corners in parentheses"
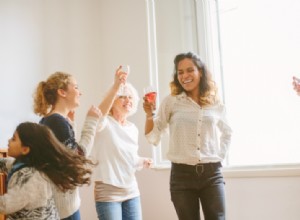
top-left (293, 76), bottom-right (300, 84)
top-left (144, 86), bottom-right (157, 103)
top-left (144, 85), bottom-right (157, 116)
top-left (120, 65), bottom-right (130, 76)
top-left (118, 65), bottom-right (130, 95)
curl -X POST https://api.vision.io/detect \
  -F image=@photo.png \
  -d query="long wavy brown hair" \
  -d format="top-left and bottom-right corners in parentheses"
top-left (170, 52), bottom-right (219, 106)
top-left (15, 122), bottom-right (97, 192)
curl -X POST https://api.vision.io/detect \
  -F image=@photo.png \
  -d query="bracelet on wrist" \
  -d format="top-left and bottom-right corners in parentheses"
top-left (146, 113), bottom-right (155, 120)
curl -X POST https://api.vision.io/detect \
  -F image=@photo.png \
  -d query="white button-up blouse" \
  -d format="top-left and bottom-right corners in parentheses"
top-left (146, 92), bottom-right (232, 165)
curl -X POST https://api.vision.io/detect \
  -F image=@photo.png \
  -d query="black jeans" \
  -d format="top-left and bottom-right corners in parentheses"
top-left (170, 162), bottom-right (225, 220)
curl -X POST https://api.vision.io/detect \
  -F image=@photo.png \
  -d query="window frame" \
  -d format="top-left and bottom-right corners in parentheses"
top-left (145, 0), bottom-right (300, 177)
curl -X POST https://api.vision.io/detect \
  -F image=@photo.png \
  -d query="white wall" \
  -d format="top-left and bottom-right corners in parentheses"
top-left (0, 1), bottom-right (300, 220)
top-left (224, 176), bottom-right (300, 220)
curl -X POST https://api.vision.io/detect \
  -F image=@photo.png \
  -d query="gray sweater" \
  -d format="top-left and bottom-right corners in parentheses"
top-left (0, 158), bottom-right (59, 220)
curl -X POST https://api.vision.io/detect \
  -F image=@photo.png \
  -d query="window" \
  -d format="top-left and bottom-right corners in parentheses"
top-left (219, 0), bottom-right (300, 166)
top-left (145, 0), bottom-right (207, 167)
top-left (146, 0), bottom-right (300, 168)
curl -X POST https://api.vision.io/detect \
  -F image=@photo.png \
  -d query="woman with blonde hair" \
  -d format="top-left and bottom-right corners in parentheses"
top-left (33, 71), bottom-right (101, 220)
top-left (91, 66), bottom-right (152, 220)
top-left (143, 52), bottom-right (232, 220)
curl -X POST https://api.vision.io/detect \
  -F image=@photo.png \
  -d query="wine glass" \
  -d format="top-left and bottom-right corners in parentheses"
top-left (143, 85), bottom-right (157, 103)
top-left (293, 76), bottom-right (300, 95)
top-left (120, 64), bottom-right (130, 75)
top-left (118, 65), bottom-right (130, 95)
top-left (144, 85), bottom-right (157, 117)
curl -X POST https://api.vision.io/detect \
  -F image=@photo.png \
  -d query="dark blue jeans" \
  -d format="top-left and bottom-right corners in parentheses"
top-left (170, 162), bottom-right (225, 220)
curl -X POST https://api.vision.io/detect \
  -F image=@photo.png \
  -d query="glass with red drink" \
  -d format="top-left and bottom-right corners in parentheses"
top-left (144, 86), bottom-right (157, 103)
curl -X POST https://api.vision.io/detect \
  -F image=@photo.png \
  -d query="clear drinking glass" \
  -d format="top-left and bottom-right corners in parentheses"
top-left (120, 64), bottom-right (130, 75)
top-left (118, 65), bottom-right (130, 95)
top-left (143, 85), bottom-right (157, 103)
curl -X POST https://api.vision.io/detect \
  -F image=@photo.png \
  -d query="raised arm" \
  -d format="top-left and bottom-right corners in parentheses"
top-left (98, 66), bottom-right (128, 115)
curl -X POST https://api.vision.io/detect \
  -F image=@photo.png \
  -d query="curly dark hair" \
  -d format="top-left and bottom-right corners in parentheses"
top-left (15, 122), bottom-right (97, 192)
top-left (170, 52), bottom-right (219, 106)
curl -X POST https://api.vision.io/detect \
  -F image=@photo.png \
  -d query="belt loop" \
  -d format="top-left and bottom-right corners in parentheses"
top-left (195, 164), bottom-right (204, 175)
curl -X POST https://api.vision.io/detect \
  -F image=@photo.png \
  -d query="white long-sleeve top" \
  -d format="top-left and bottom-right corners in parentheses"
top-left (0, 158), bottom-right (59, 220)
top-left (146, 93), bottom-right (232, 165)
top-left (72, 116), bottom-right (99, 156)
top-left (41, 115), bottom-right (99, 219)
top-left (90, 116), bottom-right (144, 188)
top-left (57, 116), bottom-right (98, 218)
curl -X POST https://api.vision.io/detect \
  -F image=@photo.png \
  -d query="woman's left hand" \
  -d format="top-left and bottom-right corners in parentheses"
top-left (143, 158), bottom-right (153, 168)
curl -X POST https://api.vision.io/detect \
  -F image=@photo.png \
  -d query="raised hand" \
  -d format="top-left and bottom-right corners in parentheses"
top-left (87, 105), bottom-right (102, 119)
top-left (292, 76), bottom-right (300, 95)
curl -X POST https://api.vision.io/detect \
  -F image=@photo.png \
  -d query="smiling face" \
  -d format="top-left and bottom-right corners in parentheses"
top-left (58, 77), bottom-right (82, 111)
top-left (66, 77), bottom-right (81, 109)
top-left (113, 83), bottom-right (139, 118)
top-left (177, 58), bottom-right (201, 97)
top-left (112, 93), bottom-right (134, 117)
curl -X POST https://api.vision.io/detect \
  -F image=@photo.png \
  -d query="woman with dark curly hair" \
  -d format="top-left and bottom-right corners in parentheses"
top-left (0, 122), bottom-right (96, 220)
top-left (143, 52), bottom-right (232, 220)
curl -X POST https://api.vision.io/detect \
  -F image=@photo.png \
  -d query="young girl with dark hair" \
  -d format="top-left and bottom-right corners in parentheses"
top-left (0, 122), bottom-right (96, 220)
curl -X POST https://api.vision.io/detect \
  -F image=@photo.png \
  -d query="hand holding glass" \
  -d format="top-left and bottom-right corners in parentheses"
top-left (120, 65), bottom-right (130, 75)
top-left (144, 86), bottom-right (157, 103)
top-left (118, 65), bottom-right (130, 95)
top-left (293, 76), bottom-right (300, 95)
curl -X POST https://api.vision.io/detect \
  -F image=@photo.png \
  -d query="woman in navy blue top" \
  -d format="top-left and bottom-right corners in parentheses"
top-left (33, 71), bottom-right (101, 220)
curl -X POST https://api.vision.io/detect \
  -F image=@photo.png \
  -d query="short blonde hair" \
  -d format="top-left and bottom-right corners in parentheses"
top-left (115, 82), bottom-right (139, 116)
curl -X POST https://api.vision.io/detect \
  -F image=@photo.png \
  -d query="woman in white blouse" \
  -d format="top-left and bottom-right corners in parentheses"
top-left (143, 52), bottom-right (232, 220)
top-left (91, 66), bottom-right (152, 220)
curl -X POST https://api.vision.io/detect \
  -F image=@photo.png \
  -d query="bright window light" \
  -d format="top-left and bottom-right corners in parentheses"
top-left (146, 0), bottom-right (300, 168)
top-left (218, 0), bottom-right (300, 166)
